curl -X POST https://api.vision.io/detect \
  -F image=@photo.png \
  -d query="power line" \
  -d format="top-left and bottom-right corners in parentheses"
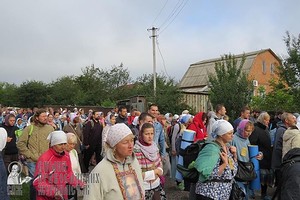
top-left (156, 37), bottom-right (170, 78)
top-left (151, 0), bottom-right (169, 27)
top-left (159, 0), bottom-right (184, 29)
top-left (159, 0), bottom-right (189, 34)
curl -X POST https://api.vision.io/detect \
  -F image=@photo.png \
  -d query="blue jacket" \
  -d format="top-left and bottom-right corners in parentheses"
top-left (153, 121), bottom-right (166, 157)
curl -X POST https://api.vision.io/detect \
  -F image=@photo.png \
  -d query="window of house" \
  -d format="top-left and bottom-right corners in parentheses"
top-left (262, 61), bottom-right (266, 74)
top-left (270, 63), bottom-right (275, 74)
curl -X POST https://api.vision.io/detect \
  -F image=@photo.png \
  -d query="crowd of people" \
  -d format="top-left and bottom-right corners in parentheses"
top-left (0, 104), bottom-right (300, 200)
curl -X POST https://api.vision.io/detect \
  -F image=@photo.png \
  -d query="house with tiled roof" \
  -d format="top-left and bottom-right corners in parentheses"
top-left (179, 49), bottom-right (281, 112)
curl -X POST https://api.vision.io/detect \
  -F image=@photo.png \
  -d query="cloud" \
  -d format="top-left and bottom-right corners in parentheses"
top-left (0, 0), bottom-right (299, 85)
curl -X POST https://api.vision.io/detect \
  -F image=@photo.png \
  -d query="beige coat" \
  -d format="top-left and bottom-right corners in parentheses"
top-left (83, 148), bottom-right (145, 200)
top-left (17, 123), bottom-right (54, 162)
top-left (282, 128), bottom-right (300, 158)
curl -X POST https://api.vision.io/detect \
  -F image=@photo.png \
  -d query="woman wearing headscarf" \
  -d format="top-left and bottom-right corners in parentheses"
top-left (83, 123), bottom-right (144, 200)
top-left (188, 112), bottom-right (208, 142)
top-left (231, 119), bottom-right (262, 199)
top-left (249, 112), bottom-right (273, 200)
top-left (33, 131), bottom-right (85, 200)
top-left (1, 114), bottom-right (19, 170)
top-left (101, 113), bottom-right (116, 157)
top-left (63, 115), bottom-right (85, 173)
top-left (134, 122), bottom-right (166, 200)
top-left (194, 120), bottom-right (238, 199)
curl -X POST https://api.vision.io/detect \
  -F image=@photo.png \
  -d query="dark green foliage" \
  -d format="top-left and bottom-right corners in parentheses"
top-left (0, 63), bottom-right (186, 114)
top-left (135, 74), bottom-right (189, 114)
top-left (18, 80), bottom-right (53, 108)
top-left (208, 54), bottom-right (253, 120)
top-left (251, 31), bottom-right (300, 113)
top-left (0, 82), bottom-right (19, 106)
top-left (49, 76), bottom-right (82, 106)
top-left (278, 32), bottom-right (300, 89)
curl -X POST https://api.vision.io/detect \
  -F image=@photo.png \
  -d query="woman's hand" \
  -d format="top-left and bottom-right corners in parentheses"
top-left (219, 151), bottom-right (228, 165)
top-left (256, 151), bottom-right (263, 160)
top-left (154, 168), bottom-right (163, 177)
top-left (229, 146), bottom-right (237, 161)
top-left (229, 146), bottom-right (237, 155)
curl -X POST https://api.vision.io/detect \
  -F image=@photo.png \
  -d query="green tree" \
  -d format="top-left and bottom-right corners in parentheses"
top-left (135, 73), bottom-right (188, 114)
top-left (250, 79), bottom-right (297, 112)
top-left (74, 65), bottom-right (108, 105)
top-left (17, 80), bottom-right (52, 108)
top-left (0, 82), bottom-right (19, 106)
top-left (278, 32), bottom-right (300, 88)
top-left (277, 31), bottom-right (300, 110)
top-left (101, 63), bottom-right (134, 101)
top-left (208, 54), bottom-right (253, 120)
top-left (49, 76), bottom-right (83, 105)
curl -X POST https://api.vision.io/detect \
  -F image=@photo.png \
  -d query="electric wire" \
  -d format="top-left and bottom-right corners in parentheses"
top-left (159, 0), bottom-right (189, 34)
top-left (159, 0), bottom-right (184, 29)
top-left (151, 0), bottom-right (169, 27)
top-left (156, 37), bottom-right (170, 78)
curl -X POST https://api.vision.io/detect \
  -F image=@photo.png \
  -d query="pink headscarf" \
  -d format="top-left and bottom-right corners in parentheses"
top-left (236, 119), bottom-right (250, 139)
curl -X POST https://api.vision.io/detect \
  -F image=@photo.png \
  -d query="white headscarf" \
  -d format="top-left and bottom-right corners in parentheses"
top-left (211, 119), bottom-right (233, 138)
top-left (106, 123), bottom-right (133, 148)
top-left (47, 131), bottom-right (67, 147)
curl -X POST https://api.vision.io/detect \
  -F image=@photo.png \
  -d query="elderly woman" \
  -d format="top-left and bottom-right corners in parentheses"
top-left (83, 123), bottom-right (144, 200)
top-left (101, 113), bottom-right (116, 157)
top-left (249, 112), bottom-right (273, 200)
top-left (33, 131), bottom-right (85, 200)
top-left (194, 119), bottom-right (238, 199)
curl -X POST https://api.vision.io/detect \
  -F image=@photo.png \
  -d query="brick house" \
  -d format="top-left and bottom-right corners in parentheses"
top-left (179, 49), bottom-right (282, 112)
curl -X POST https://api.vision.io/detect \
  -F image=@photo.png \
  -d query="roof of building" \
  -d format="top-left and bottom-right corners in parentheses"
top-left (179, 48), bottom-right (280, 90)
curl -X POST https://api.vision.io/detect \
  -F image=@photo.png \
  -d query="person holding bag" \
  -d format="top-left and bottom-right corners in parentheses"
top-left (194, 120), bottom-right (238, 200)
top-left (231, 119), bottom-right (263, 199)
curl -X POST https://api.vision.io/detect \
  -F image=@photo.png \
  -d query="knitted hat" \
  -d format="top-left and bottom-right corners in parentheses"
top-left (47, 131), bottom-right (67, 147)
top-left (211, 120), bottom-right (233, 138)
top-left (106, 123), bottom-right (133, 148)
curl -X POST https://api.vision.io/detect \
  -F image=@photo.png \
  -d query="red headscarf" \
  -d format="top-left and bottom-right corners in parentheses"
top-left (188, 112), bottom-right (207, 141)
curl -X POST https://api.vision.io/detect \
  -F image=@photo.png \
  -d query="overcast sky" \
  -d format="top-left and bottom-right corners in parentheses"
top-left (1, 0), bottom-right (299, 85)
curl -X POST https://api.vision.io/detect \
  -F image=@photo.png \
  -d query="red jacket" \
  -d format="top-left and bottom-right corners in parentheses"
top-left (33, 148), bottom-right (84, 200)
top-left (188, 112), bottom-right (207, 142)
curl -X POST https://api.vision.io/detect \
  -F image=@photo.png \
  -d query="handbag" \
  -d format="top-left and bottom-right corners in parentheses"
top-left (235, 160), bottom-right (257, 182)
top-left (229, 181), bottom-right (245, 200)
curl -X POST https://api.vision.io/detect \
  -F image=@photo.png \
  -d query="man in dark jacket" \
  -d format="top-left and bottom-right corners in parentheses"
top-left (280, 148), bottom-right (300, 200)
top-left (271, 112), bottom-right (296, 187)
top-left (83, 111), bottom-right (103, 172)
top-left (116, 106), bottom-right (128, 125)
